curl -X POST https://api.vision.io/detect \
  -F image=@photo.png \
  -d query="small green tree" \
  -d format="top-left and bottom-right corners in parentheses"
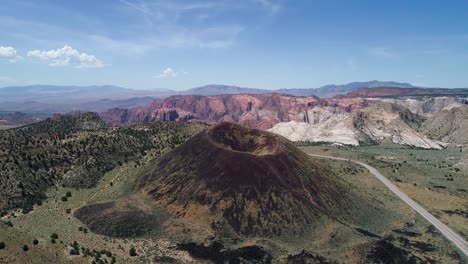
top-left (0, 242), bottom-right (5, 249)
top-left (129, 247), bottom-right (137, 256)
top-left (23, 245), bottom-right (29, 251)
top-left (33, 239), bottom-right (39, 245)
top-left (66, 191), bottom-right (72, 197)
top-left (50, 233), bottom-right (58, 239)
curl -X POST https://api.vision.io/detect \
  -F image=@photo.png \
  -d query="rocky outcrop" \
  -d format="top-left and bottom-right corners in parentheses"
top-left (378, 97), bottom-right (468, 114)
top-left (100, 94), bottom-right (374, 129)
top-left (100, 93), bottom-right (465, 149)
top-left (421, 106), bottom-right (468, 145)
top-left (268, 103), bottom-right (445, 149)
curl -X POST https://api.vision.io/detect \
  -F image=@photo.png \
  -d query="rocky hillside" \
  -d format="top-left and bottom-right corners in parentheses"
top-left (100, 92), bottom-right (468, 148)
top-left (100, 94), bottom-right (376, 129)
top-left (268, 103), bottom-right (444, 149)
top-left (421, 106), bottom-right (468, 145)
top-left (0, 113), bottom-right (208, 212)
top-left (377, 97), bottom-right (467, 114)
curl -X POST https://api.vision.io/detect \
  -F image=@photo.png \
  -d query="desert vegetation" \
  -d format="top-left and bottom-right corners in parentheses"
top-left (0, 112), bottom-right (208, 213)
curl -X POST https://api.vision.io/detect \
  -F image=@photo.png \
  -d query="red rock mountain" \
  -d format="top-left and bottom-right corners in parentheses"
top-left (100, 93), bottom-right (374, 129)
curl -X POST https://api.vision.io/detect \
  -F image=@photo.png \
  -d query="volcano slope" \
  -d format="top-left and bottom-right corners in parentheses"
top-left (137, 122), bottom-right (386, 238)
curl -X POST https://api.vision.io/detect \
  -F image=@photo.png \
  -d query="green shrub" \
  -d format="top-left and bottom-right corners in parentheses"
top-left (0, 242), bottom-right (5, 249)
top-left (50, 233), bottom-right (58, 239)
top-left (23, 245), bottom-right (29, 251)
top-left (33, 239), bottom-right (39, 245)
top-left (66, 191), bottom-right (72, 197)
top-left (129, 247), bottom-right (137, 256)
top-left (61, 196), bottom-right (68, 202)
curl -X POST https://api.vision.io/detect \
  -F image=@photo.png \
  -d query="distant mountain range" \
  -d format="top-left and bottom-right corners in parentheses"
top-left (181, 80), bottom-right (416, 97)
top-left (1, 81), bottom-right (462, 114)
top-left (0, 85), bottom-right (165, 113)
top-left (336, 87), bottom-right (468, 98)
top-left (0, 85), bottom-right (169, 102)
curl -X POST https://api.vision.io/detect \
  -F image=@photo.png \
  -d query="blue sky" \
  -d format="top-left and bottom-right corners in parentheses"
top-left (1, 0), bottom-right (467, 90)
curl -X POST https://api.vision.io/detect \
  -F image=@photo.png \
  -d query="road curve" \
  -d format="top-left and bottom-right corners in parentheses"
top-left (309, 154), bottom-right (468, 257)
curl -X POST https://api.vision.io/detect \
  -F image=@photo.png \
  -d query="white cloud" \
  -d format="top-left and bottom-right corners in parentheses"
top-left (0, 46), bottom-right (16, 57)
top-left (155, 67), bottom-right (178, 78)
top-left (27, 45), bottom-right (104, 68)
top-left (0, 46), bottom-right (22, 63)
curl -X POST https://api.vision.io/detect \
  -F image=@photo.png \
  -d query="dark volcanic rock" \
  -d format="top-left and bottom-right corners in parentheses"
top-left (177, 241), bottom-right (272, 264)
top-left (139, 122), bottom-right (353, 236)
top-left (287, 250), bottom-right (333, 264)
top-left (367, 238), bottom-right (425, 264)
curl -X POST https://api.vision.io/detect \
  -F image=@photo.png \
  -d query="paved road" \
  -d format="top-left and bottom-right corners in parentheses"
top-left (309, 154), bottom-right (468, 257)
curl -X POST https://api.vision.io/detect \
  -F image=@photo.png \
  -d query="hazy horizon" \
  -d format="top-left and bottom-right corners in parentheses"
top-left (0, 79), bottom-right (423, 91)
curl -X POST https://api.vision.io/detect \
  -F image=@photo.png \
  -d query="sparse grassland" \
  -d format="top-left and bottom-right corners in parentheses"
top-left (270, 156), bottom-right (464, 263)
top-left (2, 150), bottom-right (464, 263)
top-left (301, 144), bottom-right (468, 243)
top-left (0, 156), bottom-right (202, 263)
